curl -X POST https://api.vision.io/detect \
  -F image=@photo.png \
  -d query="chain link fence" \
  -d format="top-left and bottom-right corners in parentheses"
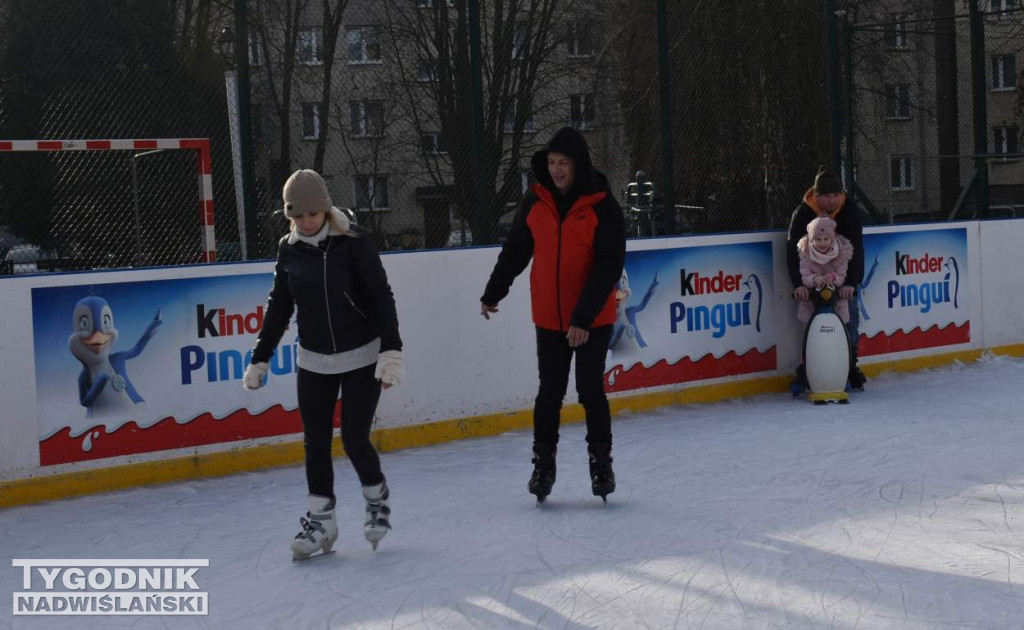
top-left (0, 149), bottom-right (207, 273)
top-left (845, 2), bottom-right (1024, 224)
top-left (616, 1), bottom-right (834, 235)
top-left (0, 0), bottom-right (245, 275)
top-left (3, 0), bottom-right (1020, 275)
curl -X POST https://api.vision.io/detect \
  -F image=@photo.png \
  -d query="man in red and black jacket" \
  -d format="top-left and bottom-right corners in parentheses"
top-left (480, 126), bottom-right (626, 504)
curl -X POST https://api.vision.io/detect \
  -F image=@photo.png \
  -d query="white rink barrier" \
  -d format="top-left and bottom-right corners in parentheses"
top-left (1, 220), bottom-right (1019, 505)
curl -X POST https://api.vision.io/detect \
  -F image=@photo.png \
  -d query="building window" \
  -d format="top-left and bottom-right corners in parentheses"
top-left (349, 101), bottom-right (384, 137)
top-left (567, 22), bottom-right (593, 57)
top-left (990, 0), bottom-right (1018, 18)
top-left (993, 54), bottom-right (1016, 90)
top-left (301, 102), bottom-right (322, 139)
top-left (994, 126), bottom-right (1020, 156)
top-left (886, 84), bottom-right (911, 119)
top-left (890, 156), bottom-right (915, 191)
top-left (347, 26), bottom-right (381, 64)
top-left (297, 29), bottom-right (323, 65)
top-left (503, 102), bottom-right (534, 133)
top-left (249, 33), bottom-right (263, 66)
top-left (354, 175), bottom-right (389, 210)
top-left (569, 94), bottom-right (595, 129)
top-left (416, 60), bottom-right (437, 82)
top-left (512, 24), bottom-right (527, 60)
top-left (421, 132), bottom-right (447, 155)
top-left (520, 169), bottom-right (535, 196)
top-left (886, 13), bottom-right (909, 49)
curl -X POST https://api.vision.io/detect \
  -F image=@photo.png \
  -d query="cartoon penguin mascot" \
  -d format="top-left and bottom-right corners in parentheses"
top-left (609, 269), bottom-right (638, 355)
top-left (609, 270), bottom-right (659, 357)
top-left (68, 297), bottom-right (162, 418)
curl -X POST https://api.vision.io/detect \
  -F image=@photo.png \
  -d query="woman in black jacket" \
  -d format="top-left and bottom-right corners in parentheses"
top-left (243, 169), bottom-right (403, 561)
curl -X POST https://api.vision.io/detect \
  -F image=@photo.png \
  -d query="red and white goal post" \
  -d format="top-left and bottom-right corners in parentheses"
top-left (0, 138), bottom-right (218, 263)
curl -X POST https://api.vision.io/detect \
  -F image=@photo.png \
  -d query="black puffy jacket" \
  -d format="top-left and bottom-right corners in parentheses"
top-left (252, 226), bottom-right (401, 364)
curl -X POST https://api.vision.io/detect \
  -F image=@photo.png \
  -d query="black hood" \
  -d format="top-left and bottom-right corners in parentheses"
top-left (531, 126), bottom-right (598, 196)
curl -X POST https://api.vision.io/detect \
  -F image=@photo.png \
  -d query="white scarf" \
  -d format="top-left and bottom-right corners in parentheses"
top-left (287, 207), bottom-right (353, 246)
top-left (808, 239), bottom-right (839, 265)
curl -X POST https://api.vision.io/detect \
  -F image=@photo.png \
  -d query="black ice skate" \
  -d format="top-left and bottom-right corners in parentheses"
top-left (790, 364), bottom-right (807, 397)
top-left (528, 442), bottom-right (557, 504)
top-left (588, 443), bottom-right (616, 504)
top-left (848, 345), bottom-right (867, 391)
top-left (848, 365), bottom-right (867, 391)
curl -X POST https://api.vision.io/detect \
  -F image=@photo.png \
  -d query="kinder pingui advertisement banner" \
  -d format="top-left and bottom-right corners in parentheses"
top-left (32, 275), bottom-right (302, 465)
top-left (605, 240), bottom-right (776, 392)
top-left (857, 227), bottom-right (969, 356)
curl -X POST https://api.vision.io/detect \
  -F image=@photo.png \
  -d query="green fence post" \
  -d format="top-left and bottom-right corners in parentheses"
top-left (826, 0), bottom-right (842, 174)
top-left (234, 0), bottom-right (259, 258)
top-left (656, 0), bottom-right (676, 234)
top-left (468, 0), bottom-right (488, 242)
top-left (968, 0), bottom-right (989, 218)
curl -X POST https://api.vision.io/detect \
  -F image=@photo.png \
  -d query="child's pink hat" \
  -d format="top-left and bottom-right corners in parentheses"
top-left (807, 216), bottom-right (837, 239)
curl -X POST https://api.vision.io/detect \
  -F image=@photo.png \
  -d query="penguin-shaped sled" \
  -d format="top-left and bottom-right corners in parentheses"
top-left (801, 285), bottom-right (853, 404)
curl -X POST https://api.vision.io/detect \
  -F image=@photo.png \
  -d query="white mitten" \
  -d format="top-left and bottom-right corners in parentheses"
top-left (374, 350), bottom-right (404, 388)
top-left (243, 362), bottom-right (269, 390)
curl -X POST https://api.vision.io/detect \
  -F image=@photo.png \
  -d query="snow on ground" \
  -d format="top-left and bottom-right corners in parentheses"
top-left (5, 356), bottom-right (1024, 629)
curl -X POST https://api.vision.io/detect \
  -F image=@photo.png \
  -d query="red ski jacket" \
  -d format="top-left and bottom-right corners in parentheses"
top-left (482, 172), bottom-right (625, 332)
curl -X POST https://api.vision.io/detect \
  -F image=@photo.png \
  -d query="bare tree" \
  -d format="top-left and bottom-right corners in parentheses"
top-left (172, 0), bottom-right (230, 54)
top-left (251, 0), bottom-right (311, 193)
top-left (613, 0), bottom-right (833, 232)
top-left (329, 76), bottom-right (405, 247)
top-left (381, 0), bottom-right (581, 245)
top-left (312, 0), bottom-right (350, 171)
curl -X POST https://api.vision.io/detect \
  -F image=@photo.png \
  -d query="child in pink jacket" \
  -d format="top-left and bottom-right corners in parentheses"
top-left (797, 216), bottom-right (853, 323)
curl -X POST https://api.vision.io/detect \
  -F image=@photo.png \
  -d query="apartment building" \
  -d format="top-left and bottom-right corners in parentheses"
top-left (849, 0), bottom-right (1022, 221)
top-left (248, 0), bottom-right (630, 249)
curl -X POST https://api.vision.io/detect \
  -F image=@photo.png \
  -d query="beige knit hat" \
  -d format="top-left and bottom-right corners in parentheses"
top-left (283, 169), bottom-right (331, 218)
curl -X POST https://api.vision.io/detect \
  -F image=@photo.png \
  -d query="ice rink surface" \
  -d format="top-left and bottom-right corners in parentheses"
top-left (5, 356), bottom-right (1024, 629)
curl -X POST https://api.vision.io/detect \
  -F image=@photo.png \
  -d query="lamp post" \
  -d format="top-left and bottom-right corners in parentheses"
top-left (218, 26), bottom-right (249, 261)
top-left (623, 170), bottom-right (657, 237)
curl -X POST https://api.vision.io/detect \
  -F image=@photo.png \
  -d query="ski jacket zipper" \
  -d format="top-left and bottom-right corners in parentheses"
top-left (556, 214), bottom-right (564, 331)
top-left (342, 291), bottom-right (368, 319)
top-left (321, 239), bottom-right (338, 352)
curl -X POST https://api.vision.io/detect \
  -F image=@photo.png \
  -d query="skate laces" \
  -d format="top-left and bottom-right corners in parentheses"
top-left (366, 500), bottom-right (390, 525)
top-left (295, 515), bottom-right (325, 541)
top-left (365, 494), bottom-right (390, 529)
top-left (363, 483), bottom-right (390, 520)
top-left (589, 452), bottom-right (613, 477)
top-left (532, 451), bottom-right (555, 471)
top-left (529, 462), bottom-right (555, 490)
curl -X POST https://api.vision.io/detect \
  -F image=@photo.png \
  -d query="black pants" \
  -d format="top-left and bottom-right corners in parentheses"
top-left (534, 325), bottom-right (613, 446)
top-left (297, 364), bottom-right (383, 499)
top-left (847, 294), bottom-right (860, 357)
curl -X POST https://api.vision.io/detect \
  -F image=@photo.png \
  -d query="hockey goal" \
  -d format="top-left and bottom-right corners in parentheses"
top-left (0, 138), bottom-right (217, 271)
